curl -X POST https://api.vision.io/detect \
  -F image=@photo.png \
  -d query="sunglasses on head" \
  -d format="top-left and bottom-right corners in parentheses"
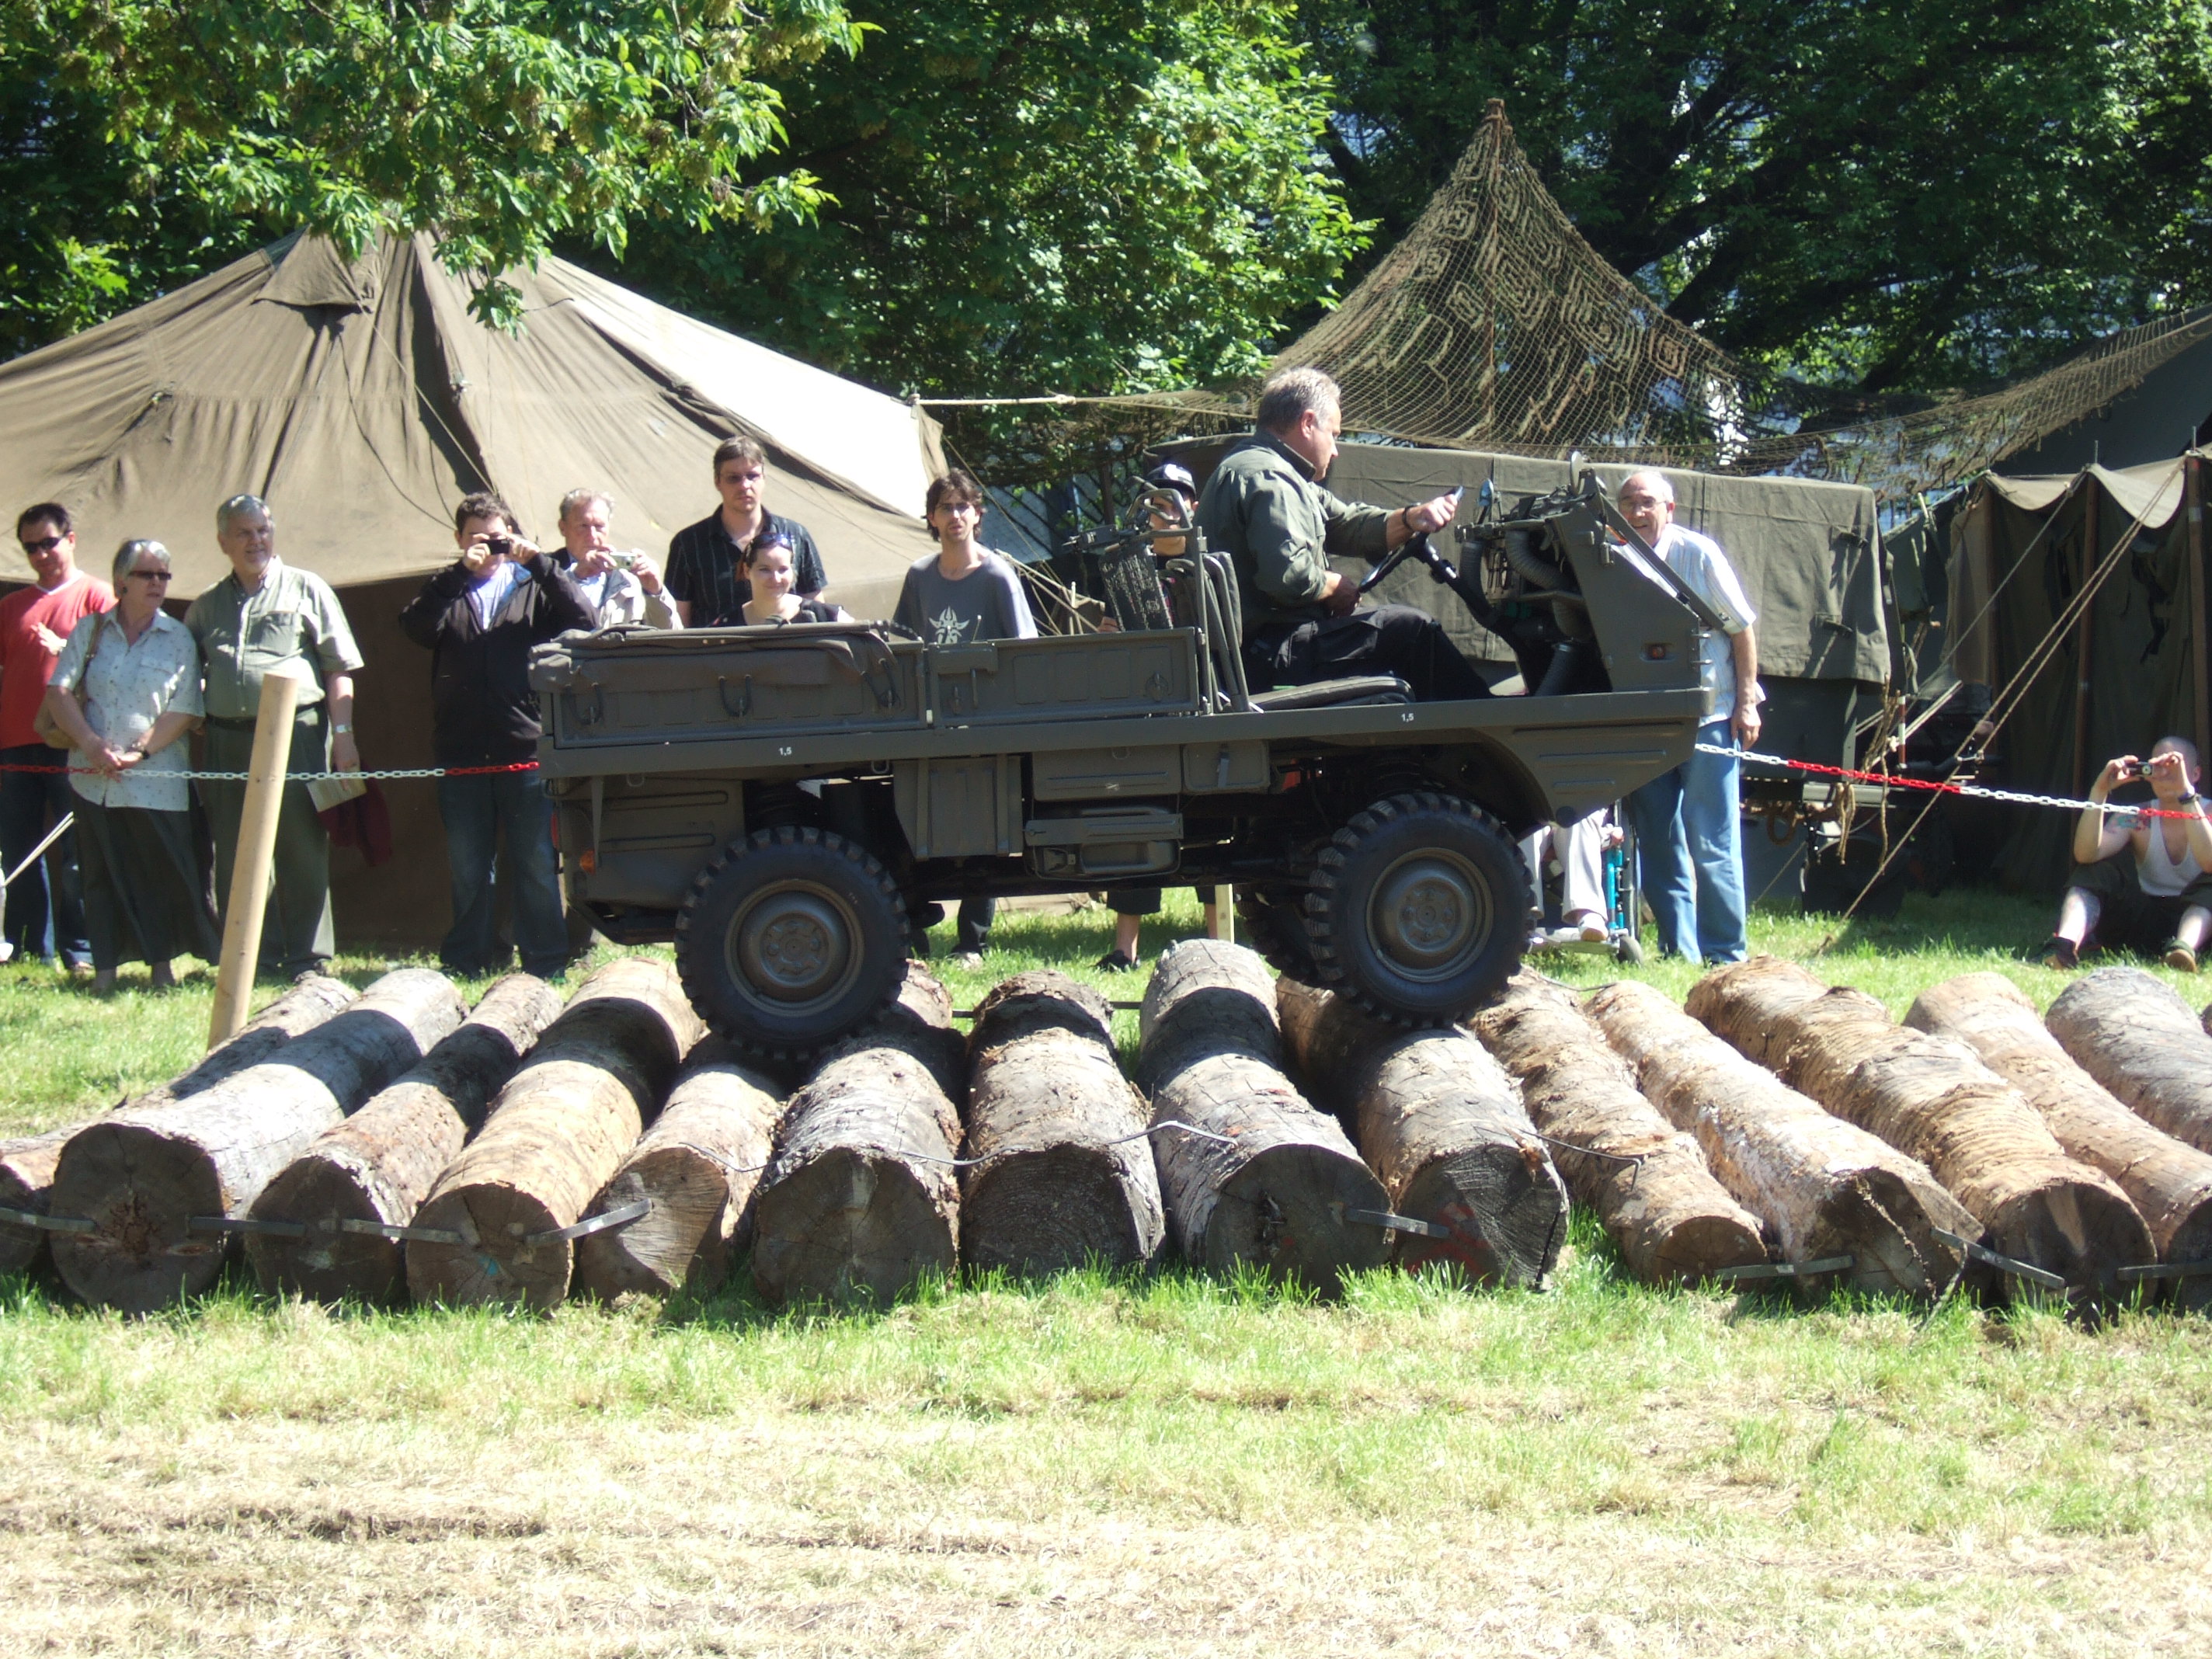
top-left (19, 534), bottom-right (64, 554)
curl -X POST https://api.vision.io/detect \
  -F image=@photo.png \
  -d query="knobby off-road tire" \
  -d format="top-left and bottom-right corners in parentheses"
top-left (676, 827), bottom-right (910, 1062)
top-left (1303, 793), bottom-right (1522, 1027)
top-left (1236, 883), bottom-right (1319, 979)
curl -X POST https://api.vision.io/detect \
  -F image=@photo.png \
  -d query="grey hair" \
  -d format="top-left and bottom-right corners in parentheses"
top-left (216, 493), bottom-right (270, 534)
top-left (1619, 470), bottom-right (1676, 506)
top-left (113, 538), bottom-right (172, 586)
top-left (558, 487), bottom-right (613, 524)
top-left (1255, 367), bottom-right (1341, 433)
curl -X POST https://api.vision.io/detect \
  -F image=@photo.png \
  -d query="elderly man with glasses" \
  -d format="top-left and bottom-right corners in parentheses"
top-left (0, 503), bottom-right (113, 976)
top-left (183, 494), bottom-right (364, 980)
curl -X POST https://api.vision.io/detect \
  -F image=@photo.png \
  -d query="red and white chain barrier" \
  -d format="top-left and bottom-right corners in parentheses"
top-left (1699, 743), bottom-right (2198, 821)
top-left (0, 760), bottom-right (537, 781)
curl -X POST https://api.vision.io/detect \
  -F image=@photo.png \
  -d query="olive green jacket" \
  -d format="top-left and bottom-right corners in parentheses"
top-left (1195, 433), bottom-right (1392, 628)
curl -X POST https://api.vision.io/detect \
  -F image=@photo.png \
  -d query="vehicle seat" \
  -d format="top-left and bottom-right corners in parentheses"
top-left (1248, 675), bottom-right (1412, 711)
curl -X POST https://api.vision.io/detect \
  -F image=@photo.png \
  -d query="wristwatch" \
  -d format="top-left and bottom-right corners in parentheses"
top-left (332, 722), bottom-right (353, 736)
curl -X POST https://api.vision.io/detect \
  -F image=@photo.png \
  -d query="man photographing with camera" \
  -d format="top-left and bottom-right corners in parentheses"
top-left (400, 492), bottom-right (595, 978)
top-left (2036, 736), bottom-right (2212, 972)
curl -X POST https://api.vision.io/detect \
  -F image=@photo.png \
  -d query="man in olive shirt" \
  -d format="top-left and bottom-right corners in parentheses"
top-left (185, 494), bottom-right (364, 979)
top-left (1198, 367), bottom-right (1489, 701)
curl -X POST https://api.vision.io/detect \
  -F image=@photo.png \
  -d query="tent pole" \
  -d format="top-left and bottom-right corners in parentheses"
top-left (2073, 488), bottom-right (2099, 797)
top-left (207, 664), bottom-right (309, 1048)
top-left (2191, 452), bottom-right (2210, 757)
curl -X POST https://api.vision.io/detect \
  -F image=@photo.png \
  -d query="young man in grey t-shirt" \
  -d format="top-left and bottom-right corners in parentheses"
top-left (896, 469), bottom-right (1037, 965)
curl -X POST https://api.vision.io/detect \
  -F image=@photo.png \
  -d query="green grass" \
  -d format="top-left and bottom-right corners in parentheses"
top-left (7, 886), bottom-right (2212, 1653)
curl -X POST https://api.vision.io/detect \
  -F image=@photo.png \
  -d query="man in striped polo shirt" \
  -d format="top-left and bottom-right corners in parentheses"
top-left (663, 436), bottom-right (826, 627)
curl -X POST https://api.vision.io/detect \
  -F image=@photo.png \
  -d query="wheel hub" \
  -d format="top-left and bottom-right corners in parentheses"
top-left (732, 887), bottom-right (854, 1005)
top-left (1370, 852), bottom-right (1488, 979)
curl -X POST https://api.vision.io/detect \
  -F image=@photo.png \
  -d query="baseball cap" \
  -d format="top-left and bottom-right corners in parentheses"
top-left (1143, 460), bottom-right (1198, 500)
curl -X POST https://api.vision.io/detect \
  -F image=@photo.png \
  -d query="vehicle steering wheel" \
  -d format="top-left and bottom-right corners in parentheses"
top-left (1358, 534), bottom-right (1429, 594)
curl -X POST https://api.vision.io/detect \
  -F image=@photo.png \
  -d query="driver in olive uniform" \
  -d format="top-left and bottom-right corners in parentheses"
top-left (1197, 366), bottom-right (1493, 701)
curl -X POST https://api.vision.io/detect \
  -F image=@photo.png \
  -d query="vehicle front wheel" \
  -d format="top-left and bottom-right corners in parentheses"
top-left (1303, 793), bottom-right (1522, 1026)
top-left (675, 826), bottom-right (910, 1060)
top-left (1236, 883), bottom-right (1319, 980)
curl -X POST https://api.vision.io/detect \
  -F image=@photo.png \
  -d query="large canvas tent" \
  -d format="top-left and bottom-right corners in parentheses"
top-left (1946, 450), bottom-right (2212, 892)
top-left (0, 231), bottom-right (942, 950)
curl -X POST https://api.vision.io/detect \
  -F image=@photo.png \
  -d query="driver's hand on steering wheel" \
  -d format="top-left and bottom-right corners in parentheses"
top-left (1404, 492), bottom-right (1460, 537)
top-left (1322, 570), bottom-right (1362, 616)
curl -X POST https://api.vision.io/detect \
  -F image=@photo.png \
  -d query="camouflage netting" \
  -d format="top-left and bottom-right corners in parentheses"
top-left (1023, 102), bottom-right (2212, 505)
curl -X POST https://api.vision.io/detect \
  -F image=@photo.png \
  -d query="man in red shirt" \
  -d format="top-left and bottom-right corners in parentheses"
top-left (1, 503), bottom-right (114, 973)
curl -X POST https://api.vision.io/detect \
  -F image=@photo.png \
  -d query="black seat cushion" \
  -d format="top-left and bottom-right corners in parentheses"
top-left (1248, 675), bottom-right (1412, 711)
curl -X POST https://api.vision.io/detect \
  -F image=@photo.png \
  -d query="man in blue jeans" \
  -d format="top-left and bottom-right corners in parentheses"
top-left (400, 492), bottom-right (596, 977)
top-left (1617, 471), bottom-right (1762, 963)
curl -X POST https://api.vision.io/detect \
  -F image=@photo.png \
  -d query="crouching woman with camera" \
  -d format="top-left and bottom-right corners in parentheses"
top-left (2036, 737), bottom-right (2212, 972)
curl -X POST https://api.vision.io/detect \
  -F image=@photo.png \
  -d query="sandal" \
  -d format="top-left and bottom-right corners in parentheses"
top-left (2165, 939), bottom-right (2200, 974)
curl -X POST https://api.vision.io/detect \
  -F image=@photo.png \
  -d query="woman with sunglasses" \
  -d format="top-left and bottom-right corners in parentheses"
top-left (40, 540), bottom-right (219, 992)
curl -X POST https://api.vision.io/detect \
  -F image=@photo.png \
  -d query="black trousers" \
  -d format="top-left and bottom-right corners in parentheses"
top-left (2069, 849), bottom-right (2212, 952)
top-left (1245, 605), bottom-right (1493, 702)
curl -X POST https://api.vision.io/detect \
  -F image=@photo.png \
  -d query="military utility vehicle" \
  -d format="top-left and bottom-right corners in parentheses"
top-left (530, 475), bottom-right (1719, 1057)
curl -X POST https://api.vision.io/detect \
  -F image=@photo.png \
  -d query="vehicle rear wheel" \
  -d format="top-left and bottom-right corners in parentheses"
top-left (675, 826), bottom-right (910, 1060)
top-left (1236, 883), bottom-right (1319, 980)
top-left (1303, 793), bottom-right (1522, 1026)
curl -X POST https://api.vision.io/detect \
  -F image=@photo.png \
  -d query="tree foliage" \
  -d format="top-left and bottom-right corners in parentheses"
top-left (595, 1), bottom-right (1365, 400)
top-left (2, 0), bottom-right (863, 336)
top-left (1300, 0), bottom-right (2212, 392)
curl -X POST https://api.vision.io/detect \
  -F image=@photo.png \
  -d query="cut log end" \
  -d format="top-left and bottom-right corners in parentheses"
top-left (47, 1120), bottom-right (230, 1313)
top-left (751, 1147), bottom-right (956, 1306)
top-left (405, 1185), bottom-right (572, 1313)
top-left (1394, 1143), bottom-right (1568, 1285)
top-left (1199, 1143), bottom-right (1392, 1294)
top-left (961, 1145), bottom-right (1156, 1277)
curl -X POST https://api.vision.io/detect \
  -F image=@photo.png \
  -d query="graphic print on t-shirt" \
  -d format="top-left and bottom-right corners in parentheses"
top-left (928, 605), bottom-right (977, 646)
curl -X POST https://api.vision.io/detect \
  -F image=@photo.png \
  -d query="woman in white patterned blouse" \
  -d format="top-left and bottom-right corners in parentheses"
top-left (41, 540), bottom-right (219, 993)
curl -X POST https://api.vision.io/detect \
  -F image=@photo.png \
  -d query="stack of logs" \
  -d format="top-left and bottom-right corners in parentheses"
top-left (12, 943), bottom-right (2212, 1316)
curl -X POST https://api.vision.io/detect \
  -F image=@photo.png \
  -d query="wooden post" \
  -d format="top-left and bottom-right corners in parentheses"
top-left (2072, 487), bottom-right (2099, 798)
top-left (1210, 886), bottom-right (1234, 943)
top-left (208, 663), bottom-right (309, 1046)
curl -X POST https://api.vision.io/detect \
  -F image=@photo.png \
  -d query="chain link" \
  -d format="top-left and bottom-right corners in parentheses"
top-left (1701, 743), bottom-right (2194, 820)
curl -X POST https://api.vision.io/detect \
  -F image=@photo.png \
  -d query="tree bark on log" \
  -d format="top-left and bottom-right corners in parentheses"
top-left (1, 1123), bottom-right (90, 1277)
top-left (48, 970), bottom-right (466, 1313)
top-left (1469, 972), bottom-right (1766, 1285)
top-left (958, 970), bottom-right (1164, 1277)
top-left (1589, 979), bottom-right (1974, 1297)
top-left (1909, 971), bottom-right (2212, 1312)
top-left (1275, 977), bottom-right (1566, 1285)
top-left (1136, 941), bottom-right (1391, 1293)
top-left (2, 977), bottom-right (356, 1279)
top-left (750, 963), bottom-right (967, 1306)
top-left (575, 1038), bottom-right (784, 1302)
top-left (241, 976), bottom-right (568, 1304)
top-left (2047, 967), bottom-right (2212, 1154)
top-left (1690, 957), bottom-right (2154, 1306)
top-left (406, 958), bottom-right (704, 1312)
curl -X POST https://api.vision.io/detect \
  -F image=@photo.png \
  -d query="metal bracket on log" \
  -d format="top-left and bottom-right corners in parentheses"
top-left (1344, 1208), bottom-right (1452, 1240)
top-left (336, 1218), bottom-right (469, 1245)
top-left (190, 1215), bottom-right (308, 1239)
top-left (2116, 1260), bottom-right (2212, 1282)
top-left (1708, 1254), bottom-right (1856, 1284)
top-left (188, 1214), bottom-right (471, 1246)
top-left (1931, 1228), bottom-right (2069, 1292)
top-left (524, 1200), bottom-right (649, 1247)
top-left (0, 1205), bottom-right (96, 1235)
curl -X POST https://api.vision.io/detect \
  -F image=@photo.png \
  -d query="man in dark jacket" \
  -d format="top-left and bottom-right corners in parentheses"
top-left (1198, 366), bottom-right (1489, 702)
top-left (399, 492), bottom-right (595, 976)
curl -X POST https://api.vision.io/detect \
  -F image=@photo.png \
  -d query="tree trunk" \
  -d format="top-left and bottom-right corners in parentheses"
top-left (1, 1123), bottom-right (90, 1277)
top-left (1136, 941), bottom-right (1392, 1293)
top-left (47, 970), bottom-right (466, 1313)
top-left (958, 970), bottom-right (1164, 1277)
top-left (406, 958), bottom-right (704, 1312)
top-left (1468, 972), bottom-right (1767, 1285)
top-left (241, 976), bottom-right (568, 1304)
top-left (750, 963), bottom-right (966, 1306)
top-left (575, 1038), bottom-right (784, 1302)
top-left (2047, 966), bottom-right (2212, 1154)
top-left (1690, 957), bottom-right (2154, 1307)
top-left (1909, 971), bottom-right (2212, 1313)
top-left (2, 976), bottom-right (356, 1280)
top-left (1275, 976), bottom-right (1566, 1285)
top-left (1589, 979), bottom-right (1975, 1297)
